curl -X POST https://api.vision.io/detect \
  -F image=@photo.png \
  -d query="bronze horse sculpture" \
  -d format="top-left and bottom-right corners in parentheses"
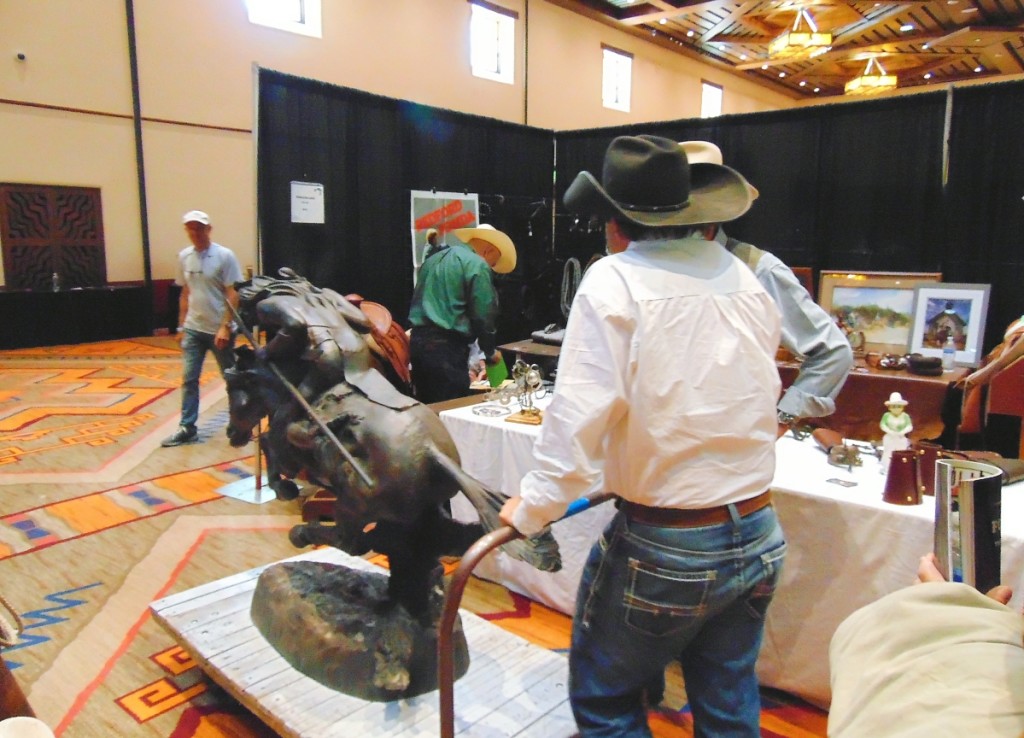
top-left (225, 270), bottom-right (560, 619)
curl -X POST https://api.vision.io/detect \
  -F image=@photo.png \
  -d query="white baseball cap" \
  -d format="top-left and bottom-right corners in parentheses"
top-left (182, 210), bottom-right (210, 225)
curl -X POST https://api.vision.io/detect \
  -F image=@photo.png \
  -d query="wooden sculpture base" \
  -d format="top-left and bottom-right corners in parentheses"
top-left (150, 548), bottom-right (575, 737)
top-left (506, 409), bottom-right (543, 425)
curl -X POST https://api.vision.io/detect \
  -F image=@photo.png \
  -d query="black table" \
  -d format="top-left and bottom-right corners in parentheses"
top-left (0, 286), bottom-right (151, 349)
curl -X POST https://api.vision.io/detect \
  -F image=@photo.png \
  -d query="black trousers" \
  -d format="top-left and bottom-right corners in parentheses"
top-left (409, 325), bottom-right (470, 404)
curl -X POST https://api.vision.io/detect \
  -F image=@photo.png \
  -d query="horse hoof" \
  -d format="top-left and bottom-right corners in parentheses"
top-left (288, 526), bottom-right (309, 548)
top-left (273, 479), bottom-right (300, 501)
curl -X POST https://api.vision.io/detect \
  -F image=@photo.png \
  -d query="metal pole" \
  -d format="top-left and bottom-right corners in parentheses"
top-left (438, 492), bottom-right (615, 738)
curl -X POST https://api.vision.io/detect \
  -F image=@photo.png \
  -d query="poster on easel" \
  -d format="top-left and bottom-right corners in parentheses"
top-left (409, 190), bottom-right (479, 285)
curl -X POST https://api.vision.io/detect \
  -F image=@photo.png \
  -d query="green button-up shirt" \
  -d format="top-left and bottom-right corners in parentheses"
top-left (408, 242), bottom-right (500, 356)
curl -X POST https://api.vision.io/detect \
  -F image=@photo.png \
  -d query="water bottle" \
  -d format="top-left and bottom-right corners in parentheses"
top-left (51, 272), bottom-right (60, 292)
top-left (942, 335), bottom-right (956, 370)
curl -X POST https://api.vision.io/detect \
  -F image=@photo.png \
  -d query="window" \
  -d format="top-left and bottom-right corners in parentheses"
top-left (701, 81), bottom-right (723, 118)
top-left (602, 46), bottom-right (632, 112)
top-left (470, 2), bottom-right (516, 84)
top-left (246, 0), bottom-right (321, 38)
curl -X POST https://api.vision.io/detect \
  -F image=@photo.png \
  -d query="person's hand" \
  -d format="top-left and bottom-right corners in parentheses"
top-left (916, 552), bottom-right (1014, 605)
top-left (214, 325), bottom-right (232, 350)
top-left (468, 360), bottom-right (487, 383)
top-left (499, 496), bottom-right (522, 529)
top-left (174, 329), bottom-right (184, 345)
top-left (915, 552), bottom-right (946, 584)
top-left (486, 349), bottom-right (503, 366)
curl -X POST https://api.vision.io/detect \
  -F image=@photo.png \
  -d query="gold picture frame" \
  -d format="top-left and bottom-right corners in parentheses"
top-left (818, 271), bottom-right (943, 355)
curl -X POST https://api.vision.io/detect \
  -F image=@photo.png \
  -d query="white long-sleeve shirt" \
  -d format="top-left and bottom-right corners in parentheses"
top-left (513, 235), bottom-right (782, 536)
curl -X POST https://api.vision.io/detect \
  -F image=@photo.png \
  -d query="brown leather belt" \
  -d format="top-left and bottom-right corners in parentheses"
top-left (618, 490), bottom-right (772, 528)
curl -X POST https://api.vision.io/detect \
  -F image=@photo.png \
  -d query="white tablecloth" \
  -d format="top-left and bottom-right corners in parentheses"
top-left (440, 399), bottom-right (1024, 708)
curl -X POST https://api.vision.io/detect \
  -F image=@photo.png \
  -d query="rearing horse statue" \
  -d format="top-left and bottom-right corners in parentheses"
top-left (225, 270), bottom-right (560, 619)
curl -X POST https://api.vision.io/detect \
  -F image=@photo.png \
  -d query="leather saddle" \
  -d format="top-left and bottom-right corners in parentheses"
top-left (345, 294), bottom-right (411, 389)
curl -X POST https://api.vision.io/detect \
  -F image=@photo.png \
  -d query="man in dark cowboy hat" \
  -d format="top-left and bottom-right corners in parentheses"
top-left (501, 135), bottom-right (786, 736)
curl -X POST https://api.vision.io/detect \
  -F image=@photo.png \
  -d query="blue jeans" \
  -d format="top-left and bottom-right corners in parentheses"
top-left (569, 503), bottom-right (786, 738)
top-left (179, 329), bottom-right (235, 430)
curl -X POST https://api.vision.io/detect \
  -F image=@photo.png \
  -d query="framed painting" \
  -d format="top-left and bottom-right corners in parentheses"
top-left (908, 283), bottom-right (991, 368)
top-left (818, 271), bottom-right (943, 354)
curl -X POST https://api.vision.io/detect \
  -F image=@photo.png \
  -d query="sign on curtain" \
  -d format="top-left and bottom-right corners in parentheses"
top-left (409, 190), bottom-right (479, 284)
top-left (290, 181), bottom-right (325, 224)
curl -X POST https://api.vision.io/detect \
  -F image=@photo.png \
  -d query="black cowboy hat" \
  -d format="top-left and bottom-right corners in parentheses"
top-left (563, 135), bottom-right (753, 228)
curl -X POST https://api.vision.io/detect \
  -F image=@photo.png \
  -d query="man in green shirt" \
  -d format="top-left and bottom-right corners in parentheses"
top-left (407, 224), bottom-right (516, 403)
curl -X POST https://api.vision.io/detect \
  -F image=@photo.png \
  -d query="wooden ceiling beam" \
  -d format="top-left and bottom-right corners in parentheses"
top-left (700, 0), bottom-right (765, 42)
top-left (619, 0), bottom-right (732, 24)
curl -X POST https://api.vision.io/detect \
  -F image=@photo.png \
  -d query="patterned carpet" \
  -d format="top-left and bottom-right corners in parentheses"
top-left (0, 338), bottom-right (828, 737)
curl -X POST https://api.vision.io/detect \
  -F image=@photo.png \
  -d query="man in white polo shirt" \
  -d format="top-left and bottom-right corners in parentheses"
top-left (162, 210), bottom-right (243, 447)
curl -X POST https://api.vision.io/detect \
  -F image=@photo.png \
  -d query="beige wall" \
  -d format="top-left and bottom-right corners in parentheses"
top-left (526, 1), bottom-right (792, 129)
top-left (0, 0), bottom-right (794, 290)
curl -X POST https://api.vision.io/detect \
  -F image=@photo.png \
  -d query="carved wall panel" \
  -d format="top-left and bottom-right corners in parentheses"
top-left (0, 184), bottom-right (106, 290)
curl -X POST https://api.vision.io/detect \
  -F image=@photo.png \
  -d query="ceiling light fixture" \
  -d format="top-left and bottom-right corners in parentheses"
top-left (845, 56), bottom-right (898, 95)
top-left (769, 9), bottom-right (833, 59)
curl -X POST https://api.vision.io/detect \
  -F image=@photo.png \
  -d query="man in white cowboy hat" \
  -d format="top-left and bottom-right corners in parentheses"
top-left (407, 223), bottom-right (516, 403)
top-left (680, 140), bottom-right (853, 435)
top-left (499, 134), bottom-right (786, 736)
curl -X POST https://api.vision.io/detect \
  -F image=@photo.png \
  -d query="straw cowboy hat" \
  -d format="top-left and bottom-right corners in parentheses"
top-left (886, 392), bottom-right (908, 406)
top-left (453, 223), bottom-right (517, 274)
top-left (563, 135), bottom-right (753, 228)
top-left (679, 140), bottom-right (760, 200)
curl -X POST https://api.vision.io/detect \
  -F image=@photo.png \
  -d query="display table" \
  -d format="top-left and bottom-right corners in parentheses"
top-left (440, 397), bottom-right (1024, 709)
top-left (496, 339), bottom-right (965, 444)
top-left (0, 286), bottom-right (151, 349)
top-left (778, 359), bottom-right (967, 443)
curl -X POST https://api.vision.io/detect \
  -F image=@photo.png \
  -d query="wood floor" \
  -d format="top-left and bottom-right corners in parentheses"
top-left (0, 337), bottom-right (827, 737)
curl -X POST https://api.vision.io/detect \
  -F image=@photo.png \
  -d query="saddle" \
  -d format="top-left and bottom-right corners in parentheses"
top-left (345, 294), bottom-right (411, 387)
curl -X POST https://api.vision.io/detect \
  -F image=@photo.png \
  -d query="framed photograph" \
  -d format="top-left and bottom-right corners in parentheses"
top-left (818, 271), bottom-right (943, 354)
top-left (908, 283), bottom-right (991, 367)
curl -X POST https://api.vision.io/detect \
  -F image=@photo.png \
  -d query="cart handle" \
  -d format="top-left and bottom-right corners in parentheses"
top-left (438, 492), bottom-right (616, 738)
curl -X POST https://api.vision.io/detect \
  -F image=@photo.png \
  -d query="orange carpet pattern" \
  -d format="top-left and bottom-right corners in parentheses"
top-left (0, 339), bottom-right (226, 485)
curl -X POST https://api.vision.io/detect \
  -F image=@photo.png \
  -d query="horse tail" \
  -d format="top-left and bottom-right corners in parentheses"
top-left (428, 448), bottom-right (562, 573)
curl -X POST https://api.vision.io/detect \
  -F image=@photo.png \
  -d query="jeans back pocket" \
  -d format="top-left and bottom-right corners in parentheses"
top-left (623, 559), bottom-right (714, 638)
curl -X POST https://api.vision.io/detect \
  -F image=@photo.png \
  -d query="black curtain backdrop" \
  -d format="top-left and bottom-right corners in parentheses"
top-left (944, 82), bottom-right (1024, 351)
top-left (259, 68), bottom-right (1024, 355)
top-left (257, 69), bottom-right (554, 343)
top-left (555, 93), bottom-right (946, 277)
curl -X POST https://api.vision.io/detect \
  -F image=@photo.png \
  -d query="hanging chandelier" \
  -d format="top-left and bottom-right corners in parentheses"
top-left (844, 57), bottom-right (898, 95)
top-left (769, 9), bottom-right (832, 59)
